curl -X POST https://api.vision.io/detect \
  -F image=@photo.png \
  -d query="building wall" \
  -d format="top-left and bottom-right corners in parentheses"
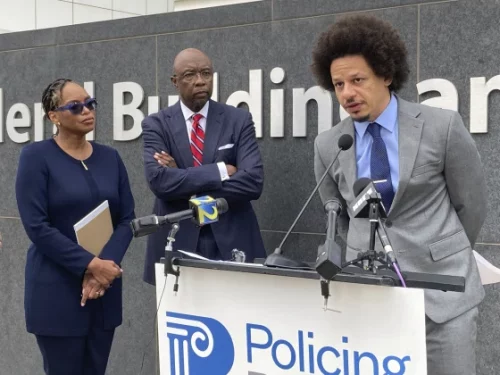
top-left (0, 0), bottom-right (499, 374)
top-left (0, 0), bottom-right (260, 32)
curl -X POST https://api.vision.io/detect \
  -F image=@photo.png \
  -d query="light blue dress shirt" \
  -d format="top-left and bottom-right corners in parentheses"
top-left (354, 94), bottom-right (399, 193)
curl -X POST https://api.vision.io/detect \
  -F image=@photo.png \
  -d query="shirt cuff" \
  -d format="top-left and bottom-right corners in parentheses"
top-left (217, 162), bottom-right (230, 181)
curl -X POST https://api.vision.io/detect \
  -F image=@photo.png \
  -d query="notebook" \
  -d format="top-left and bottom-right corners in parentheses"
top-left (74, 200), bottom-right (113, 256)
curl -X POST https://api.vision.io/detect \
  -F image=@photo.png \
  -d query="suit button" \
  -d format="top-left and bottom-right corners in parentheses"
top-left (385, 220), bottom-right (393, 228)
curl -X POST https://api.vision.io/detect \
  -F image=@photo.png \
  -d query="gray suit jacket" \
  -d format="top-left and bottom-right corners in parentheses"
top-left (314, 96), bottom-right (488, 323)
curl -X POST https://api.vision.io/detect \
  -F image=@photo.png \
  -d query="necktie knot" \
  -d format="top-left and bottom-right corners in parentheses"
top-left (192, 113), bottom-right (203, 124)
top-left (367, 122), bottom-right (382, 138)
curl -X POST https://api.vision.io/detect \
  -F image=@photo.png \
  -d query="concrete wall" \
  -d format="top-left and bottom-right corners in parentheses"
top-left (0, 0), bottom-right (499, 373)
top-left (0, 0), bottom-right (260, 33)
top-left (0, 0), bottom-right (169, 33)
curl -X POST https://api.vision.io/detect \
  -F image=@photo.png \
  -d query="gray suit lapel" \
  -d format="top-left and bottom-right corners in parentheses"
top-left (169, 102), bottom-right (194, 168)
top-left (338, 118), bottom-right (357, 194)
top-left (390, 98), bottom-right (424, 214)
top-left (202, 100), bottom-right (224, 164)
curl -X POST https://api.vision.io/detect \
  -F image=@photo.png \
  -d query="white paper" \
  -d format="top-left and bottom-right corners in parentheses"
top-left (177, 250), bottom-right (263, 267)
top-left (177, 249), bottom-right (210, 260)
top-left (473, 250), bottom-right (500, 285)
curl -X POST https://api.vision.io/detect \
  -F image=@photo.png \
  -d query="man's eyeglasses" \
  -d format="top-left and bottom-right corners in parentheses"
top-left (175, 70), bottom-right (213, 82)
top-left (54, 98), bottom-right (98, 115)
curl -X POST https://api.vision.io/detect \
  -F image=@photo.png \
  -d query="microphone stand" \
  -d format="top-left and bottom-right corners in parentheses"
top-left (366, 201), bottom-right (382, 273)
top-left (163, 223), bottom-right (182, 293)
top-left (343, 201), bottom-right (391, 274)
top-left (264, 146), bottom-right (347, 269)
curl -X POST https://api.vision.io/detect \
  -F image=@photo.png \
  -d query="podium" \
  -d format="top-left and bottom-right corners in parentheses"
top-left (154, 256), bottom-right (465, 375)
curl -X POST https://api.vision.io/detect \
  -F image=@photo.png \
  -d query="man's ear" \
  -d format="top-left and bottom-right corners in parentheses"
top-left (171, 75), bottom-right (178, 88)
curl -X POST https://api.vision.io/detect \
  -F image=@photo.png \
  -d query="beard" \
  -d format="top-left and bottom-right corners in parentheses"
top-left (191, 98), bottom-right (208, 112)
top-left (350, 113), bottom-right (370, 122)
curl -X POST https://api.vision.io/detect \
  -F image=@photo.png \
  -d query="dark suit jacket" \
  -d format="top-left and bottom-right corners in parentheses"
top-left (142, 100), bottom-right (266, 284)
top-left (15, 140), bottom-right (135, 336)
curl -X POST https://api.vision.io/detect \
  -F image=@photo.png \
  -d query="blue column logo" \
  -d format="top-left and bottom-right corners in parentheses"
top-left (166, 312), bottom-right (235, 375)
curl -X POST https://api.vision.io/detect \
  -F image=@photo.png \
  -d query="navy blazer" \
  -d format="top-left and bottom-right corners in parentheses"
top-left (15, 140), bottom-right (135, 336)
top-left (142, 100), bottom-right (266, 284)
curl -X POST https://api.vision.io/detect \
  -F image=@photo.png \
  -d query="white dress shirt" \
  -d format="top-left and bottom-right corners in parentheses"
top-left (180, 100), bottom-right (229, 181)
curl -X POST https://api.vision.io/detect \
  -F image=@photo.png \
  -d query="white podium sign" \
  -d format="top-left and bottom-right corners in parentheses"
top-left (155, 263), bottom-right (426, 375)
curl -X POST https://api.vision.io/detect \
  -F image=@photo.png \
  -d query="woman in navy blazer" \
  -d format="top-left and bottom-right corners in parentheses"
top-left (15, 78), bottom-right (135, 375)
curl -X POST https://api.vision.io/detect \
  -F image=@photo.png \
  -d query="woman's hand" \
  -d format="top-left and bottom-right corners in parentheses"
top-left (87, 258), bottom-right (122, 287)
top-left (81, 272), bottom-right (107, 306)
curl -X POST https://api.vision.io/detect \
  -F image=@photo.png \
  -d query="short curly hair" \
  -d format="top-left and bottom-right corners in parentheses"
top-left (311, 15), bottom-right (409, 92)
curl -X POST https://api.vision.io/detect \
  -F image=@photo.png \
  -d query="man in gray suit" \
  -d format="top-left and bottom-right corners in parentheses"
top-left (311, 15), bottom-right (487, 375)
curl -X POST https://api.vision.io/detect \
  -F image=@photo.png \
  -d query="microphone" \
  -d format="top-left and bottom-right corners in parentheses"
top-left (315, 199), bottom-right (343, 309)
top-left (349, 178), bottom-right (387, 219)
top-left (376, 219), bottom-right (397, 265)
top-left (315, 199), bottom-right (343, 280)
top-left (375, 215), bottom-right (405, 286)
top-left (264, 134), bottom-right (354, 269)
top-left (190, 195), bottom-right (229, 226)
top-left (353, 177), bottom-right (372, 196)
top-left (130, 196), bottom-right (228, 238)
top-left (349, 178), bottom-right (400, 267)
top-left (324, 199), bottom-right (342, 213)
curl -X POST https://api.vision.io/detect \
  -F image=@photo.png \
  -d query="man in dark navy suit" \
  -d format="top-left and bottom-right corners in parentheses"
top-left (141, 48), bottom-right (266, 284)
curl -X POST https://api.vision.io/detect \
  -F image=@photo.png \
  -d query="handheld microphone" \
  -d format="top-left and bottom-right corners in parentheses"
top-left (315, 199), bottom-right (343, 280)
top-left (353, 177), bottom-right (372, 196)
top-left (376, 220), bottom-right (397, 265)
top-left (130, 196), bottom-right (228, 238)
top-left (349, 178), bottom-right (387, 219)
top-left (189, 196), bottom-right (229, 226)
top-left (264, 134), bottom-right (353, 269)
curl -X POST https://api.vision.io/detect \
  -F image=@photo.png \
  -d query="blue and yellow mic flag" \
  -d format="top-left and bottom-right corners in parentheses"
top-left (189, 195), bottom-right (219, 226)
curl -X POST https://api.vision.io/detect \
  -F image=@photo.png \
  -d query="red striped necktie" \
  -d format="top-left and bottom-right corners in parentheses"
top-left (190, 113), bottom-right (205, 167)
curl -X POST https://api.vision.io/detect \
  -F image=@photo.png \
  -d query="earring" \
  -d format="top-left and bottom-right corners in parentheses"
top-left (53, 122), bottom-right (60, 137)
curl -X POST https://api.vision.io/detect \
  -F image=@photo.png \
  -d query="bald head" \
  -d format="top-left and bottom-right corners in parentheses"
top-left (171, 48), bottom-right (214, 112)
top-left (173, 48), bottom-right (212, 75)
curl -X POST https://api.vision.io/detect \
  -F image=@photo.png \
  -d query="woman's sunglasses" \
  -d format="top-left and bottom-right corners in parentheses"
top-left (54, 98), bottom-right (98, 115)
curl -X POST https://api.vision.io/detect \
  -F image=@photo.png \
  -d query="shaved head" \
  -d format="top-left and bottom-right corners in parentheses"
top-left (173, 48), bottom-right (212, 75)
top-left (171, 48), bottom-right (214, 112)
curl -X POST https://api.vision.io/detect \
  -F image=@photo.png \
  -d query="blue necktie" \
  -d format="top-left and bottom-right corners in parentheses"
top-left (367, 122), bottom-right (394, 212)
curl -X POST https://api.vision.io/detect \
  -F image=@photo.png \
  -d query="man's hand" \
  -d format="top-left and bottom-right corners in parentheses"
top-left (226, 164), bottom-right (237, 176)
top-left (87, 258), bottom-right (122, 288)
top-left (154, 151), bottom-right (177, 168)
top-left (81, 272), bottom-right (106, 306)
